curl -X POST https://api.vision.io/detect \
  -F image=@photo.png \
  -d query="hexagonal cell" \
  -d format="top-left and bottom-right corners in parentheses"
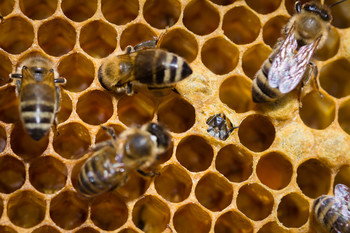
top-left (173, 203), bottom-right (211, 233)
top-left (76, 90), bottom-right (113, 125)
top-left (176, 135), bottom-right (214, 172)
top-left (334, 165), bottom-right (350, 189)
top-left (154, 164), bottom-right (192, 203)
top-left (214, 211), bottom-right (253, 233)
top-left (143, 0), bottom-right (180, 29)
top-left (19, 0), bottom-right (57, 20)
top-left (101, 0), bottom-right (138, 25)
top-left (256, 152), bottom-right (293, 190)
top-left (246, 0), bottom-right (281, 14)
top-left (132, 195), bottom-right (170, 233)
top-left (297, 159), bottom-right (331, 198)
top-left (201, 37), bottom-right (239, 75)
top-left (257, 221), bottom-right (289, 233)
top-left (38, 18), bottom-right (76, 57)
top-left (0, 51), bottom-right (13, 86)
top-left (242, 43), bottom-right (271, 79)
top-left (74, 227), bottom-right (99, 233)
top-left (314, 27), bottom-right (340, 61)
top-left (195, 172), bottom-right (233, 211)
top-left (238, 114), bottom-right (275, 152)
top-left (0, 125), bottom-right (6, 153)
top-left (62, 0), bottom-right (97, 22)
top-left (223, 6), bottom-right (261, 45)
top-left (326, 0), bottom-right (350, 28)
top-left (120, 23), bottom-right (156, 50)
top-left (118, 229), bottom-right (139, 233)
top-left (157, 96), bottom-right (195, 133)
top-left (95, 124), bottom-right (125, 144)
top-left (91, 193), bottom-right (128, 230)
top-left (50, 191), bottom-right (88, 230)
top-left (0, 226), bottom-right (17, 233)
top-left (0, 16), bottom-right (34, 54)
top-left (338, 98), bottom-right (350, 135)
top-left (0, 0), bottom-right (15, 16)
top-left (32, 225), bottom-right (60, 233)
top-left (219, 76), bottom-right (254, 113)
top-left (0, 86), bottom-right (19, 123)
top-left (277, 192), bottom-right (309, 228)
top-left (58, 53), bottom-right (95, 92)
top-left (319, 58), bottom-right (350, 98)
top-left (7, 190), bottom-right (46, 228)
top-left (236, 183), bottom-right (274, 221)
top-left (183, 0), bottom-right (219, 36)
top-left (209, 0), bottom-right (235, 6)
top-left (299, 91), bottom-right (335, 130)
top-left (0, 155), bottom-right (25, 194)
top-left (80, 20), bottom-right (117, 58)
top-left (263, 16), bottom-right (289, 48)
top-left (160, 28), bottom-right (198, 63)
top-left (53, 122), bottom-right (91, 159)
top-left (10, 123), bottom-right (49, 161)
top-left (29, 156), bottom-right (67, 194)
top-left (117, 92), bottom-right (155, 127)
top-left (56, 90), bottom-right (72, 124)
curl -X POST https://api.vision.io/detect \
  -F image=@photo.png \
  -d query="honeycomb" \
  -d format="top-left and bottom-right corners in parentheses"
top-left (0, 0), bottom-right (350, 232)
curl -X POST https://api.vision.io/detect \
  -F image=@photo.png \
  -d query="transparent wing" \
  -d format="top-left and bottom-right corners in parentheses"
top-left (335, 184), bottom-right (350, 203)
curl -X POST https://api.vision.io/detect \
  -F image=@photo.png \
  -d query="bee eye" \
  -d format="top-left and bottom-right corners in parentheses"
top-left (304, 4), bottom-right (317, 12)
top-left (321, 11), bottom-right (330, 21)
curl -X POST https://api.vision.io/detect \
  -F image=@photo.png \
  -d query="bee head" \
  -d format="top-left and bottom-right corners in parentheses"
top-left (124, 132), bottom-right (155, 161)
top-left (302, 2), bottom-right (332, 22)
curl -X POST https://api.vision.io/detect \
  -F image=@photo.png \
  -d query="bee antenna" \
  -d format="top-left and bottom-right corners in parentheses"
top-left (329, 0), bottom-right (346, 8)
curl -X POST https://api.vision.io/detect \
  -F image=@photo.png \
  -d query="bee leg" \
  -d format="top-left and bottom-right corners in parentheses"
top-left (206, 114), bottom-right (221, 125)
top-left (295, 0), bottom-right (302, 13)
top-left (0, 15), bottom-right (4, 24)
top-left (125, 82), bottom-right (134, 95)
top-left (54, 77), bottom-right (67, 85)
top-left (125, 45), bottom-right (134, 54)
top-left (133, 28), bottom-right (168, 51)
top-left (310, 63), bottom-right (323, 98)
top-left (137, 169), bottom-right (159, 177)
top-left (101, 125), bottom-right (117, 140)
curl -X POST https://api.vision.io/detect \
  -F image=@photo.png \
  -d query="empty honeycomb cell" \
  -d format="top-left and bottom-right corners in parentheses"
top-left (173, 203), bottom-right (211, 233)
top-left (238, 114), bottom-right (275, 152)
top-left (132, 195), bottom-right (170, 233)
top-left (74, 227), bottom-right (99, 233)
top-left (219, 76), bottom-right (254, 113)
top-left (61, 0), bottom-right (97, 22)
top-left (277, 192), bottom-right (309, 228)
top-left (7, 190), bottom-right (46, 228)
top-left (143, 0), bottom-right (180, 29)
top-left (56, 90), bottom-right (73, 124)
top-left (183, 0), bottom-right (220, 36)
top-left (176, 135), bottom-right (213, 172)
top-left (236, 183), bottom-right (274, 221)
top-left (118, 229), bottom-right (138, 233)
top-left (32, 225), bottom-right (60, 233)
top-left (256, 152), bottom-right (293, 190)
top-left (29, 156), bottom-right (67, 194)
top-left (245, 0), bottom-right (281, 14)
top-left (0, 125), bottom-right (6, 153)
top-left (117, 93), bottom-right (155, 127)
top-left (76, 90), bottom-right (113, 125)
top-left (223, 7), bottom-right (261, 45)
top-left (0, 226), bottom-right (17, 233)
top-left (297, 159), bottom-right (331, 198)
top-left (262, 16), bottom-right (289, 48)
top-left (38, 18), bottom-right (76, 57)
top-left (116, 170), bottom-right (152, 201)
top-left (91, 193), bottom-right (128, 230)
top-left (0, 86), bottom-right (19, 123)
top-left (19, 0), bottom-right (57, 20)
top-left (257, 221), bottom-right (289, 233)
top-left (325, 0), bottom-right (350, 28)
top-left (120, 23), bottom-right (156, 50)
top-left (95, 124), bottom-right (125, 144)
top-left (314, 27), bottom-right (340, 61)
top-left (53, 122), bottom-right (91, 159)
top-left (79, 20), bottom-right (117, 58)
top-left (201, 37), bottom-right (239, 75)
top-left (216, 145), bottom-right (253, 183)
top-left (157, 96), bottom-right (195, 133)
top-left (195, 172), bottom-right (233, 211)
top-left (0, 51), bottom-right (13, 86)
top-left (334, 165), bottom-right (350, 189)
top-left (319, 58), bottom-right (350, 98)
top-left (50, 191), bottom-right (88, 230)
top-left (0, 16), bottom-right (34, 54)
top-left (209, 0), bottom-right (235, 6)
top-left (160, 28), bottom-right (198, 63)
top-left (10, 123), bottom-right (49, 161)
top-left (154, 164), bottom-right (192, 203)
top-left (299, 91), bottom-right (335, 130)
top-left (214, 211), bottom-right (253, 233)
top-left (58, 53), bottom-right (95, 92)
top-left (242, 43), bottom-right (271, 79)
top-left (0, 155), bottom-right (25, 194)
top-left (101, 0), bottom-right (138, 25)
top-left (0, 0), bottom-right (15, 16)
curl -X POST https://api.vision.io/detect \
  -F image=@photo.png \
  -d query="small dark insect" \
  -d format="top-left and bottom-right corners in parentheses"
top-left (313, 183), bottom-right (350, 233)
top-left (206, 113), bottom-right (238, 141)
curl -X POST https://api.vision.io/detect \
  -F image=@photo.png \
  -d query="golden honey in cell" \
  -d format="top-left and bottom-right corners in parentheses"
top-left (206, 113), bottom-right (238, 141)
top-left (252, 0), bottom-right (335, 103)
top-left (313, 184), bottom-right (350, 233)
top-left (10, 55), bottom-right (66, 141)
top-left (78, 122), bottom-right (171, 197)
top-left (98, 38), bottom-right (193, 95)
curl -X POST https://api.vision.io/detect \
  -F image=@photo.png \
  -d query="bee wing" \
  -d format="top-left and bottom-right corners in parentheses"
top-left (334, 184), bottom-right (350, 202)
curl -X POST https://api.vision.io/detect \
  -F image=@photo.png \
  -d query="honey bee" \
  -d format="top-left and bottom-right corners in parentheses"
top-left (313, 183), bottom-right (350, 233)
top-left (10, 55), bottom-right (66, 141)
top-left (252, 0), bottom-right (344, 103)
top-left (78, 122), bottom-right (171, 197)
top-left (98, 36), bottom-right (193, 95)
top-left (206, 113), bottom-right (238, 141)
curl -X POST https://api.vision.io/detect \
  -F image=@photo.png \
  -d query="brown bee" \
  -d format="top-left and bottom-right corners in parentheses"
top-left (78, 122), bottom-right (171, 197)
top-left (10, 55), bottom-right (66, 141)
top-left (206, 113), bottom-right (238, 141)
top-left (313, 183), bottom-right (350, 233)
top-left (251, 0), bottom-right (344, 103)
top-left (98, 36), bottom-right (193, 95)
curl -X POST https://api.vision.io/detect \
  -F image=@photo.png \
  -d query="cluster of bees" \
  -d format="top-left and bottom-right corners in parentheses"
top-left (4, 0), bottom-right (349, 232)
